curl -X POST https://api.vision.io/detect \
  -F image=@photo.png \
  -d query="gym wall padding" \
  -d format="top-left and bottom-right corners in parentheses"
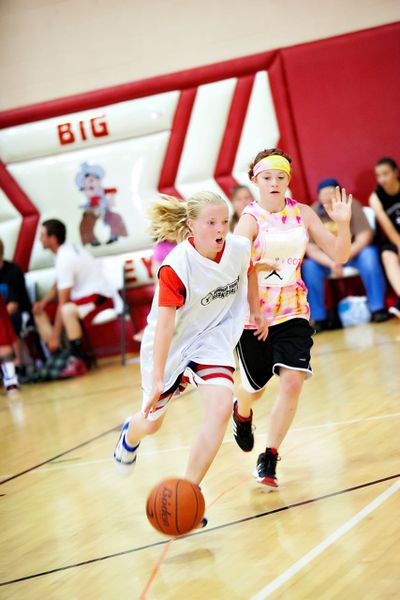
top-left (0, 22), bottom-right (399, 278)
top-left (279, 22), bottom-right (400, 203)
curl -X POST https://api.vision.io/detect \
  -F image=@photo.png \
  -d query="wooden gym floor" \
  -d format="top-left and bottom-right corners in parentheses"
top-left (1, 320), bottom-right (399, 599)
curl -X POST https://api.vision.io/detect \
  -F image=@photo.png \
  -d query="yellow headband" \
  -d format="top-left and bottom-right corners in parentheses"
top-left (253, 155), bottom-right (291, 178)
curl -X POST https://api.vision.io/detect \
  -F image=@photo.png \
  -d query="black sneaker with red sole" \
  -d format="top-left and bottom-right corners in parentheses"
top-left (253, 448), bottom-right (280, 489)
top-left (232, 400), bottom-right (254, 452)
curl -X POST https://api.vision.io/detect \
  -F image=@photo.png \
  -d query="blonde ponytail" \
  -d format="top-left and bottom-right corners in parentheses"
top-left (148, 191), bottom-right (227, 243)
top-left (148, 195), bottom-right (189, 243)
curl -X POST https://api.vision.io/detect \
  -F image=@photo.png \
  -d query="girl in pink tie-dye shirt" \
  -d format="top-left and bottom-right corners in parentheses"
top-left (232, 148), bottom-right (352, 489)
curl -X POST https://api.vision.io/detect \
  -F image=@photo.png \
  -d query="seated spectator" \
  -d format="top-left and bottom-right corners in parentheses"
top-left (302, 178), bottom-right (389, 332)
top-left (230, 185), bottom-right (254, 232)
top-left (152, 239), bottom-right (177, 278)
top-left (369, 157), bottom-right (400, 318)
top-left (33, 219), bottom-right (116, 377)
top-left (133, 238), bottom-right (177, 343)
top-left (0, 239), bottom-right (33, 376)
top-left (0, 296), bottom-right (20, 396)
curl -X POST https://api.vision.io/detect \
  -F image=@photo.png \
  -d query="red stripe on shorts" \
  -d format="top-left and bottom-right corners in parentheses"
top-left (199, 372), bottom-right (234, 383)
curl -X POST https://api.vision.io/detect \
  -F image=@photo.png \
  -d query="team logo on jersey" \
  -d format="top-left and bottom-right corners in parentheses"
top-left (201, 276), bottom-right (239, 305)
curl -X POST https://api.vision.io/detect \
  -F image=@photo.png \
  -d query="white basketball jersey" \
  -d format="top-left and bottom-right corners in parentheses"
top-left (140, 234), bottom-right (251, 394)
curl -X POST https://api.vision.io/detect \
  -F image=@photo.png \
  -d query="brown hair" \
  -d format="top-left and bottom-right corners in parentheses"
top-left (230, 185), bottom-right (251, 201)
top-left (229, 185), bottom-right (254, 232)
top-left (42, 219), bottom-right (66, 244)
top-left (248, 148), bottom-right (292, 180)
top-left (375, 157), bottom-right (398, 171)
top-left (0, 239), bottom-right (3, 260)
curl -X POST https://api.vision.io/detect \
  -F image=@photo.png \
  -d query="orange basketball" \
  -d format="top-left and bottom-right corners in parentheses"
top-left (146, 478), bottom-right (205, 536)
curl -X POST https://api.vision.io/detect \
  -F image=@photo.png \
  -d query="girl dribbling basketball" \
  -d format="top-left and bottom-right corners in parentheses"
top-left (114, 191), bottom-right (268, 496)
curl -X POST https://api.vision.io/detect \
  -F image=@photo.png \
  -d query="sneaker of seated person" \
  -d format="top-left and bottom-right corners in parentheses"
top-left (58, 356), bottom-right (88, 379)
top-left (388, 299), bottom-right (400, 319)
top-left (370, 308), bottom-right (390, 323)
top-left (6, 383), bottom-right (21, 398)
top-left (310, 319), bottom-right (328, 334)
top-left (15, 365), bottom-right (31, 385)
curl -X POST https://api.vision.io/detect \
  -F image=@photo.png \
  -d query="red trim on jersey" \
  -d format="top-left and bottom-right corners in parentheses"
top-left (187, 237), bottom-right (225, 263)
top-left (158, 237), bottom-right (226, 307)
top-left (158, 266), bottom-right (186, 308)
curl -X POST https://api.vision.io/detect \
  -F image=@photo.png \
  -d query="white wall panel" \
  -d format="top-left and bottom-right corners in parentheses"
top-left (1, 69), bottom-right (283, 285)
top-left (0, 189), bottom-right (22, 260)
top-left (0, 92), bottom-right (179, 163)
top-left (7, 131), bottom-right (170, 270)
top-left (233, 71), bottom-right (279, 187)
top-left (176, 79), bottom-right (236, 187)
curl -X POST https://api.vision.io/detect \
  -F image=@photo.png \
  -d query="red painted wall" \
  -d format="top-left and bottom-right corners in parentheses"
top-left (280, 22), bottom-right (400, 205)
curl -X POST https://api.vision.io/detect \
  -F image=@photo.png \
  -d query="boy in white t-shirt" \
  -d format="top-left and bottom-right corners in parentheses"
top-left (33, 219), bottom-right (115, 377)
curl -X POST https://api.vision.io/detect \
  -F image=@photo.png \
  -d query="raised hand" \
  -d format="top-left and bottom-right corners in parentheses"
top-left (323, 186), bottom-right (352, 224)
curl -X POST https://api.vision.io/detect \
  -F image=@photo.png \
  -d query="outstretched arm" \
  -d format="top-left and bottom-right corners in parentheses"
top-left (143, 306), bottom-right (176, 418)
top-left (303, 187), bottom-right (352, 264)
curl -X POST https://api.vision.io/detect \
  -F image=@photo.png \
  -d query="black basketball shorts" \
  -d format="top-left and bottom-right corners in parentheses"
top-left (236, 318), bottom-right (314, 392)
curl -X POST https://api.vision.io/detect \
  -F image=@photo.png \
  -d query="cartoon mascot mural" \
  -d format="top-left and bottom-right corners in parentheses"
top-left (75, 162), bottom-right (128, 246)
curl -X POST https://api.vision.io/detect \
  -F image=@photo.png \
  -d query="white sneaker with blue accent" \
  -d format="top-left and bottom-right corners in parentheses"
top-left (113, 417), bottom-right (140, 476)
top-left (197, 516), bottom-right (208, 529)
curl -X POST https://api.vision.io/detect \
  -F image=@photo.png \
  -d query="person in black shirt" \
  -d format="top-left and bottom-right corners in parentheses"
top-left (0, 239), bottom-right (33, 367)
top-left (369, 157), bottom-right (400, 317)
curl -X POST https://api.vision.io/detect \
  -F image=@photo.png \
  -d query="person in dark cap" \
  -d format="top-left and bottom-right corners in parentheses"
top-left (302, 178), bottom-right (389, 332)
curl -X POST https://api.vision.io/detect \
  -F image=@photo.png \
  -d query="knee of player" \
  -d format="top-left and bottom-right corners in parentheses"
top-left (60, 302), bottom-right (78, 320)
top-left (280, 371), bottom-right (305, 397)
top-left (145, 417), bottom-right (163, 435)
top-left (213, 393), bottom-right (233, 423)
top-left (250, 388), bottom-right (265, 402)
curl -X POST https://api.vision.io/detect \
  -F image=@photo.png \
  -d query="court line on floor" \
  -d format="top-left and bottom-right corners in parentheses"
top-left (0, 472), bottom-right (398, 588)
top-left (2, 410), bottom-right (397, 478)
top-left (0, 333), bottom-right (397, 413)
top-left (0, 382), bottom-right (142, 412)
top-left (287, 411), bottom-right (400, 432)
top-left (0, 425), bottom-right (120, 485)
top-left (0, 332), bottom-right (398, 413)
top-left (250, 478), bottom-right (400, 600)
top-left (138, 477), bottom-right (249, 599)
top-left (0, 389), bottom-right (198, 484)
